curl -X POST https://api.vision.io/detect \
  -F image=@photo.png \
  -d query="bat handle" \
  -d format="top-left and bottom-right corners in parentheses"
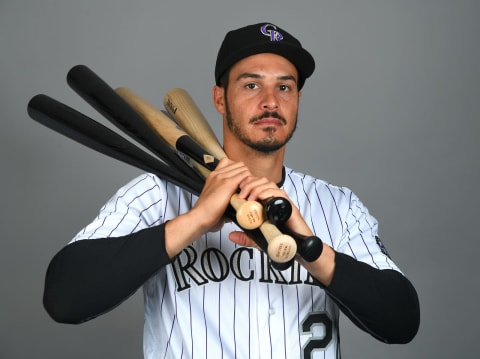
top-left (277, 225), bottom-right (324, 262)
top-left (225, 185), bottom-right (296, 261)
top-left (230, 196), bottom-right (297, 263)
top-left (259, 221), bottom-right (297, 263)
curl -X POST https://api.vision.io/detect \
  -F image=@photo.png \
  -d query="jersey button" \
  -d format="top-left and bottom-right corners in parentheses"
top-left (269, 308), bottom-right (276, 315)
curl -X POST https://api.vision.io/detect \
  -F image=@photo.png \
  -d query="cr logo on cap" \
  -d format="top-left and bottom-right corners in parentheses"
top-left (260, 24), bottom-right (284, 42)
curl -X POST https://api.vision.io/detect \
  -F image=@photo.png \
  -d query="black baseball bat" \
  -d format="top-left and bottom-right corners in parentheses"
top-left (66, 64), bottom-right (201, 180)
top-left (27, 94), bottom-right (203, 195)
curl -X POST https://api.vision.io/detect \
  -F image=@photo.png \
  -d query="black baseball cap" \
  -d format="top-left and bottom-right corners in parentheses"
top-left (215, 23), bottom-right (315, 90)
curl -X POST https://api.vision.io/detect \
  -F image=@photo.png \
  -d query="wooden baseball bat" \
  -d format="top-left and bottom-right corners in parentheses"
top-left (163, 88), bottom-right (293, 225)
top-left (114, 87), bottom-right (264, 231)
top-left (163, 88), bottom-right (323, 263)
top-left (116, 87), bottom-right (296, 263)
top-left (162, 88), bottom-right (298, 263)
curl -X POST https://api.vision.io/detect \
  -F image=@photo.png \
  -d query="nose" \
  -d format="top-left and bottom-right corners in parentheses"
top-left (261, 89), bottom-right (279, 111)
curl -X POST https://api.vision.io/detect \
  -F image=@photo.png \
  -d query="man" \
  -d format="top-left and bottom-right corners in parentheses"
top-left (43, 23), bottom-right (420, 358)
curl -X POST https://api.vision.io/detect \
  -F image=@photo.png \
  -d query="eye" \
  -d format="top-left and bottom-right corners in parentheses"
top-left (245, 83), bottom-right (258, 90)
top-left (279, 84), bottom-right (290, 92)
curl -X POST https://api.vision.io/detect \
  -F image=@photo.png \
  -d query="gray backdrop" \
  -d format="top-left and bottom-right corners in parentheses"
top-left (1, 0), bottom-right (479, 358)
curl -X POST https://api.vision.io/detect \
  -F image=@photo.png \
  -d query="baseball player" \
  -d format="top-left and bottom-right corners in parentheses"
top-left (43, 23), bottom-right (420, 358)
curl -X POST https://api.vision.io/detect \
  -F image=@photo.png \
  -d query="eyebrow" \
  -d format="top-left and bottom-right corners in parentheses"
top-left (235, 72), bottom-right (297, 84)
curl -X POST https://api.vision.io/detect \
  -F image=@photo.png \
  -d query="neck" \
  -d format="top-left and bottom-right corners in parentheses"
top-left (224, 141), bottom-right (285, 183)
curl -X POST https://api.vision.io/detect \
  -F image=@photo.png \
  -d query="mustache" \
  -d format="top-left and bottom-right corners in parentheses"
top-left (249, 111), bottom-right (287, 125)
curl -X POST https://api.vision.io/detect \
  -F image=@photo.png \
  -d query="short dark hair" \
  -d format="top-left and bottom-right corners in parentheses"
top-left (217, 69), bottom-right (230, 89)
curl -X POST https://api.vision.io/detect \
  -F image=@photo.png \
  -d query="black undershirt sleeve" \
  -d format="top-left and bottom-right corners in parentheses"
top-left (325, 252), bottom-right (420, 344)
top-left (44, 224), bottom-right (420, 345)
top-left (43, 224), bottom-right (170, 324)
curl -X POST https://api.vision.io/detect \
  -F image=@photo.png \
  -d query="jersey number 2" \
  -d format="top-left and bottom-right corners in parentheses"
top-left (301, 312), bottom-right (333, 358)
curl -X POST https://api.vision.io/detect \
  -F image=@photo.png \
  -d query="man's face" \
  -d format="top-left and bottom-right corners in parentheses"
top-left (221, 53), bottom-right (301, 154)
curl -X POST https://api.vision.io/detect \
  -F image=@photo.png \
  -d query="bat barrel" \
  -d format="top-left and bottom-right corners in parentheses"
top-left (27, 94), bottom-right (204, 196)
top-left (66, 65), bottom-right (199, 180)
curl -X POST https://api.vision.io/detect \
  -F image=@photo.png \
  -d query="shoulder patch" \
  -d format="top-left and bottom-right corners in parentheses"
top-left (375, 236), bottom-right (391, 259)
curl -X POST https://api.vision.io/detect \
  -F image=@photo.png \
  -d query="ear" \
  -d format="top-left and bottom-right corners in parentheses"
top-left (212, 85), bottom-right (226, 115)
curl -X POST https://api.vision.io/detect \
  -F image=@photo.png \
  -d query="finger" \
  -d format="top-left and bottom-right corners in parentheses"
top-left (239, 179), bottom-right (287, 202)
top-left (237, 177), bottom-right (270, 199)
top-left (208, 160), bottom-right (251, 184)
top-left (229, 231), bottom-right (261, 250)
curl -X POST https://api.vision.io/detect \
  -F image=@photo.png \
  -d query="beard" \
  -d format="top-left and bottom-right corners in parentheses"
top-left (225, 99), bottom-right (297, 155)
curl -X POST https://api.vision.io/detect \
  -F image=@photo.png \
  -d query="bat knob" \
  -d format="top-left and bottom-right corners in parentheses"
top-left (263, 197), bottom-right (292, 225)
top-left (267, 234), bottom-right (297, 263)
top-left (234, 199), bottom-right (265, 230)
top-left (298, 236), bottom-right (323, 262)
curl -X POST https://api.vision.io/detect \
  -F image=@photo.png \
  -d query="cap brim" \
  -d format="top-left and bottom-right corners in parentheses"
top-left (216, 44), bottom-right (315, 89)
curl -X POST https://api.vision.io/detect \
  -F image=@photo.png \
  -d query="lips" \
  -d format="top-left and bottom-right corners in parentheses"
top-left (250, 111), bottom-right (286, 125)
top-left (253, 118), bottom-right (283, 126)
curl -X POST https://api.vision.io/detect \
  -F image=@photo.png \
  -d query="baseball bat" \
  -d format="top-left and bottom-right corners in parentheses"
top-left (66, 64), bottom-right (200, 181)
top-left (114, 87), bottom-right (266, 231)
top-left (163, 88), bottom-right (292, 225)
top-left (115, 87), bottom-right (296, 263)
top-left (164, 88), bottom-right (323, 262)
top-left (27, 94), bottom-right (203, 195)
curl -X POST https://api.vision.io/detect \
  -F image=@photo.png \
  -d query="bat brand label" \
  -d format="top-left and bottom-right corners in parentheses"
top-left (165, 98), bottom-right (177, 114)
top-left (175, 151), bottom-right (195, 169)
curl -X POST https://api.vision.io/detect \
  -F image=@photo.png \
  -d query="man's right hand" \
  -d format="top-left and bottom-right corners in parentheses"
top-left (164, 158), bottom-right (252, 258)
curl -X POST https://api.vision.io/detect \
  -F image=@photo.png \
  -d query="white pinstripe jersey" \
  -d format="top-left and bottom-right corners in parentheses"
top-left (72, 167), bottom-right (400, 359)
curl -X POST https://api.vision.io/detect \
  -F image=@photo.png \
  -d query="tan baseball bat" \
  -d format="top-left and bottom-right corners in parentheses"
top-left (162, 88), bottom-right (297, 263)
top-left (115, 87), bottom-right (265, 231)
top-left (164, 88), bottom-right (226, 160)
top-left (163, 88), bottom-right (293, 226)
